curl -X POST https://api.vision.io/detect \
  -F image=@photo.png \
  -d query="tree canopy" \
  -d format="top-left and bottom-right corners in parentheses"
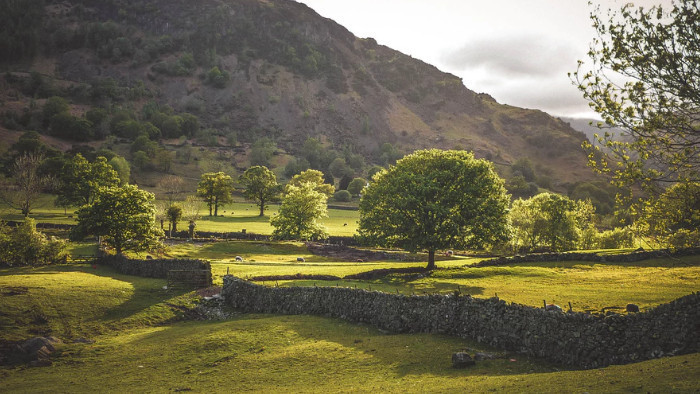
top-left (288, 169), bottom-right (334, 197)
top-left (71, 185), bottom-right (163, 254)
top-left (270, 181), bottom-right (328, 240)
top-left (196, 172), bottom-right (234, 216)
top-left (574, 0), bottom-right (699, 200)
top-left (55, 154), bottom-right (120, 209)
top-left (239, 166), bottom-right (280, 216)
top-left (358, 149), bottom-right (510, 269)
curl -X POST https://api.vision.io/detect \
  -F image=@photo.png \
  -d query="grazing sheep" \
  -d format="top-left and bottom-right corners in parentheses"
top-left (445, 250), bottom-right (454, 257)
top-left (235, 256), bottom-right (243, 262)
top-left (356, 259), bottom-right (365, 263)
top-left (545, 304), bottom-right (562, 312)
top-left (296, 257), bottom-right (305, 262)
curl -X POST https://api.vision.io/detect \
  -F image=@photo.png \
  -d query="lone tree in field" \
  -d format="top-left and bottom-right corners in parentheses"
top-left (196, 172), bottom-right (234, 216)
top-left (239, 166), bottom-right (281, 216)
top-left (358, 149), bottom-right (510, 269)
top-left (573, 0), bottom-right (699, 203)
top-left (271, 182), bottom-right (329, 241)
top-left (71, 185), bottom-right (163, 255)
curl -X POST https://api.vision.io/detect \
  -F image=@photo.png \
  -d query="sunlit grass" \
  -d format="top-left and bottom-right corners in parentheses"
top-left (1, 314), bottom-right (698, 392)
top-left (0, 265), bottom-right (194, 343)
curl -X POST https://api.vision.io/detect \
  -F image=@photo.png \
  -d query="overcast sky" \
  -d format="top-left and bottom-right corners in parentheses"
top-left (296, 0), bottom-right (669, 119)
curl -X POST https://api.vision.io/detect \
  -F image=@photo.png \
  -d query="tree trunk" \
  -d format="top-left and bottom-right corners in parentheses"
top-left (259, 199), bottom-right (265, 216)
top-left (214, 197), bottom-right (219, 216)
top-left (426, 249), bottom-right (436, 270)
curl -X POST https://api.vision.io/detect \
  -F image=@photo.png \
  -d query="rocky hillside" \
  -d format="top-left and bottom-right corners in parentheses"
top-left (0, 0), bottom-right (596, 188)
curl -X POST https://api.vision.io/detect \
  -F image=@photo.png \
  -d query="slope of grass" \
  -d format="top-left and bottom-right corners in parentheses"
top-left (0, 265), bottom-right (195, 343)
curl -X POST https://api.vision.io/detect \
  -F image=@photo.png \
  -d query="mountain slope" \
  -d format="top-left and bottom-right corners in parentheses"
top-left (0, 0), bottom-right (596, 188)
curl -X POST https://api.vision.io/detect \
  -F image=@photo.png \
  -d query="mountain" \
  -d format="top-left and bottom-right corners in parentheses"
top-left (0, 0), bottom-right (597, 189)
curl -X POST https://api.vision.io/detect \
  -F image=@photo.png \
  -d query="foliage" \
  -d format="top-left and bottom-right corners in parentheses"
top-left (71, 185), bottom-right (163, 254)
top-left (42, 96), bottom-right (69, 126)
top-left (196, 172), bottom-right (234, 216)
top-left (206, 66), bottom-right (230, 88)
top-left (643, 182), bottom-right (700, 248)
top-left (166, 204), bottom-right (182, 236)
top-left (347, 177), bottom-right (367, 196)
top-left (239, 166), bottom-right (281, 216)
top-left (49, 112), bottom-right (94, 141)
top-left (249, 138), bottom-right (276, 167)
top-left (506, 175), bottom-right (538, 200)
top-left (108, 156), bottom-right (131, 185)
top-left (271, 182), bottom-right (328, 240)
top-left (358, 149), bottom-right (510, 269)
top-left (510, 193), bottom-right (594, 252)
top-left (333, 190), bottom-right (351, 202)
top-left (0, 0), bottom-right (44, 62)
top-left (329, 157), bottom-right (352, 179)
top-left (574, 0), bottom-right (700, 207)
top-left (511, 157), bottom-right (536, 182)
top-left (284, 157), bottom-right (310, 178)
top-left (288, 169), bottom-right (335, 197)
top-left (0, 219), bottom-right (67, 267)
top-left (55, 154), bottom-right (120, 208)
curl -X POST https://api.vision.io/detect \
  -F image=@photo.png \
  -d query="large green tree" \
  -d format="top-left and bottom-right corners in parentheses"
top-left (270, 182), bottom-right (329, 241)
top-left (196, 172), bottom-right (234, 216)
top-left (55, 154), bottom-right (120, 208)
top-left (573, 0), bottom-right (699, 206)
top-left (71, 185), bottom-right (163, 255)
top-left (239, 166), bottom-right (281, 216)
top-left (358, 149), bottom-right (510, 269)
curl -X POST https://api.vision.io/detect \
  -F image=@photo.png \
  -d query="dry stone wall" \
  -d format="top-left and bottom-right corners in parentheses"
top-left (222, 276), bottom-right (699, 369)
top-left (98, 255), bottom-right (212, 286)
top-left (476, 247), bottom-right (700, 267)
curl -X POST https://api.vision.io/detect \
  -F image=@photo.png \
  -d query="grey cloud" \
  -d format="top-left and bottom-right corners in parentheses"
top-left (441, 36), bottom-right (578, 78)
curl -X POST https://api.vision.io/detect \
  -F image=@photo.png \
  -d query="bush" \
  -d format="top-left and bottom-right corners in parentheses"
top-left (333, 190), bottom-right (351, 202)
top-left (597, 227), bottom-right (635, 249)
top-left (0, 219), bottom-right (67, 267)
top-left (666, 229), bottom-right (700, 250)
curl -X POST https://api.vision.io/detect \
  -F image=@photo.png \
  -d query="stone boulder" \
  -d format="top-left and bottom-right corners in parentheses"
top-left (452, 352), bottom-right (475, 368)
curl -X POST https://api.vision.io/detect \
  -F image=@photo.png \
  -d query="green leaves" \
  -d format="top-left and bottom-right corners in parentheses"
top-left (72, 185), bottom-right (163, 254)
top-left (358, 149), bottom-right (510, 268)
top-left (196, 172), bottom-right (234, 216)
top-left (271, 181), bottom-right (329, 241)
top-left (240, 166), bottom-right (281, 216)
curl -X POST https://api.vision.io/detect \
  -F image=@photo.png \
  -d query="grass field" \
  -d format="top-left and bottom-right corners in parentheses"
top-left (1, 232), bottom-right (698, 391)
top-left (1, 262), bottom-right (699, 392)
top-left (1, 195), bottom-right (360, 236)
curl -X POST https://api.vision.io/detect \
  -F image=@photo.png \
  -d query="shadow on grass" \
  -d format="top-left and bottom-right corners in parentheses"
top-left (0, 264), bottom-right (191, 332)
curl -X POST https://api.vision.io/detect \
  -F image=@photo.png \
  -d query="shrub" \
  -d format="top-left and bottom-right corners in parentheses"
top-left (0, 219), bottom-right (67, 267)
top-left (666, 229), bottom-right (700, 250)
top-left (333, 190), bottom-right (351, 202)
top-left (597, 227), bottom-right (635, 249)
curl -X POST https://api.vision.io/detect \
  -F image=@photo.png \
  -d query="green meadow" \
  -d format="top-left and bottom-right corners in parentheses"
top-left (1, 202), bottom-right (698, 392)
top-left (1, 238), bottom-right (699, 392)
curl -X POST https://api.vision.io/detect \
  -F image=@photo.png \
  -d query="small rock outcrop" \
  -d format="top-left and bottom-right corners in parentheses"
top-left (452, 352), bottom-right (476, 368)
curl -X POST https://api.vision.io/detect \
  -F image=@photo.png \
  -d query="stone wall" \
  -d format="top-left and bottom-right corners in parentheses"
top-left (222, 276), bottom-right (699, 369)
top-left (475, 247), bottom-right (700, 267)
top-left (98, 255), bottom-right (212, 286)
